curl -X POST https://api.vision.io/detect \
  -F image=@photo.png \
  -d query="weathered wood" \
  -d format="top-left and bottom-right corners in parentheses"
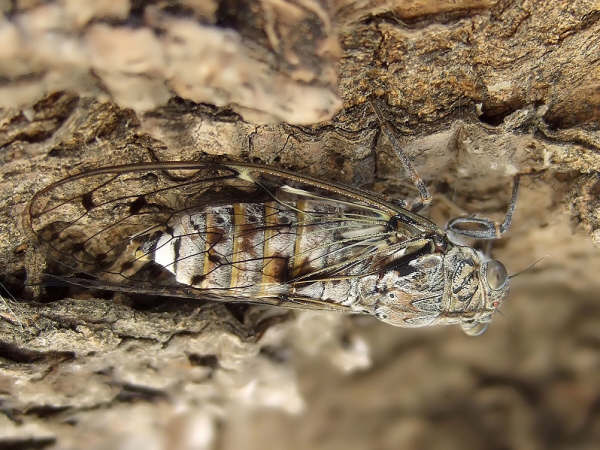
top-left (1, 1), bottom-right (599, 448)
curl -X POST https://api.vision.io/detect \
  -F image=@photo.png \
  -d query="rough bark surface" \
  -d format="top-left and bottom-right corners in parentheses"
top-left (1, 1), bottom-right (599, 449)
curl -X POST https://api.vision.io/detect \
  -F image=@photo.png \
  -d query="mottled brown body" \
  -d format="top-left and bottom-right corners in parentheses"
top-left (28, 160), bottom-right (514, 335)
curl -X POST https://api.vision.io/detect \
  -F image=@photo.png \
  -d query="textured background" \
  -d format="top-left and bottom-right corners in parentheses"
top-left (1, 1), bottom-right (599, 449)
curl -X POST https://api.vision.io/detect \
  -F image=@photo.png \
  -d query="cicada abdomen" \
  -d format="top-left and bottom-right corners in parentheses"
top-left (27, 101), bottom-right (520, 335)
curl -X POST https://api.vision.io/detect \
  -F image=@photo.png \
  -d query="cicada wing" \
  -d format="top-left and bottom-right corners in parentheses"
top-left (43, 274), bottom-right (355, 315)
top-left (28, 162), bottom-right (248, 277)
top-left (28, 160), bottom-right (437, 303)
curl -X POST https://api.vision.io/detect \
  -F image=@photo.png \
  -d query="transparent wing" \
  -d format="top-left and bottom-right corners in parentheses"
top-left (27, 161), bottom-right (439, 306)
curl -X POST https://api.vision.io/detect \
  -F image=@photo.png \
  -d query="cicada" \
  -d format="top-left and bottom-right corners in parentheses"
top-left (27, 101), bottom-right (519, 335)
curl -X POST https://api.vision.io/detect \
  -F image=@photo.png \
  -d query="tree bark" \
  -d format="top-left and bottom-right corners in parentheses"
top-left (1, 1), bottom-right (599, 449)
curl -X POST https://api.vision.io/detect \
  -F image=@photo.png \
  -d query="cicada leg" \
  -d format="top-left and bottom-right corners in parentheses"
top-left (369, 98), bottom-right (521, 241)
top-left (446, 175), bottom-right (520, 240)
top-left (369, 99), bottom-right (432, 212)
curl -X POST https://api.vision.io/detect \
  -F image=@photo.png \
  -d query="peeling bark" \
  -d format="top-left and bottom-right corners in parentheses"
top-left (1, 1), bottom-right (599, 449)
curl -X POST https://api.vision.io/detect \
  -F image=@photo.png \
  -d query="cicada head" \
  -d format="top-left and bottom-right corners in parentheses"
top-left (444, 246), bottom-right (510, 336)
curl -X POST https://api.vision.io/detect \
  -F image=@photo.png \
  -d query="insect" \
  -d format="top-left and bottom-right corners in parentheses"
top-left (27, 100), bottom-right (519, 335)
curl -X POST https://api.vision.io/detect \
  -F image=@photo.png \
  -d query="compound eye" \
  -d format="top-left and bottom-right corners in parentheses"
top-left (485, 260), bottom-right (508, 290)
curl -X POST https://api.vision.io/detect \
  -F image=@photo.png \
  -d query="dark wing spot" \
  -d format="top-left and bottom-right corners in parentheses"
top-left (95, 252), bottom-right (107, 263)
top-left (120, 261), bottom-right (134, 272)
top-left (129, 196), bottom-right (148, 215)
top-left (208, 253), bottom-right (224, 265)
top-left (172, 237), bottom-right (181, 263)
top-left (71, 242), bottom-right (85, 253)
top-left (269, 254), bottom-right (290, 283)
top-left (191, 274), bottom-right (205, 285)
top-left (81, 192), bottom-right (94, 211)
